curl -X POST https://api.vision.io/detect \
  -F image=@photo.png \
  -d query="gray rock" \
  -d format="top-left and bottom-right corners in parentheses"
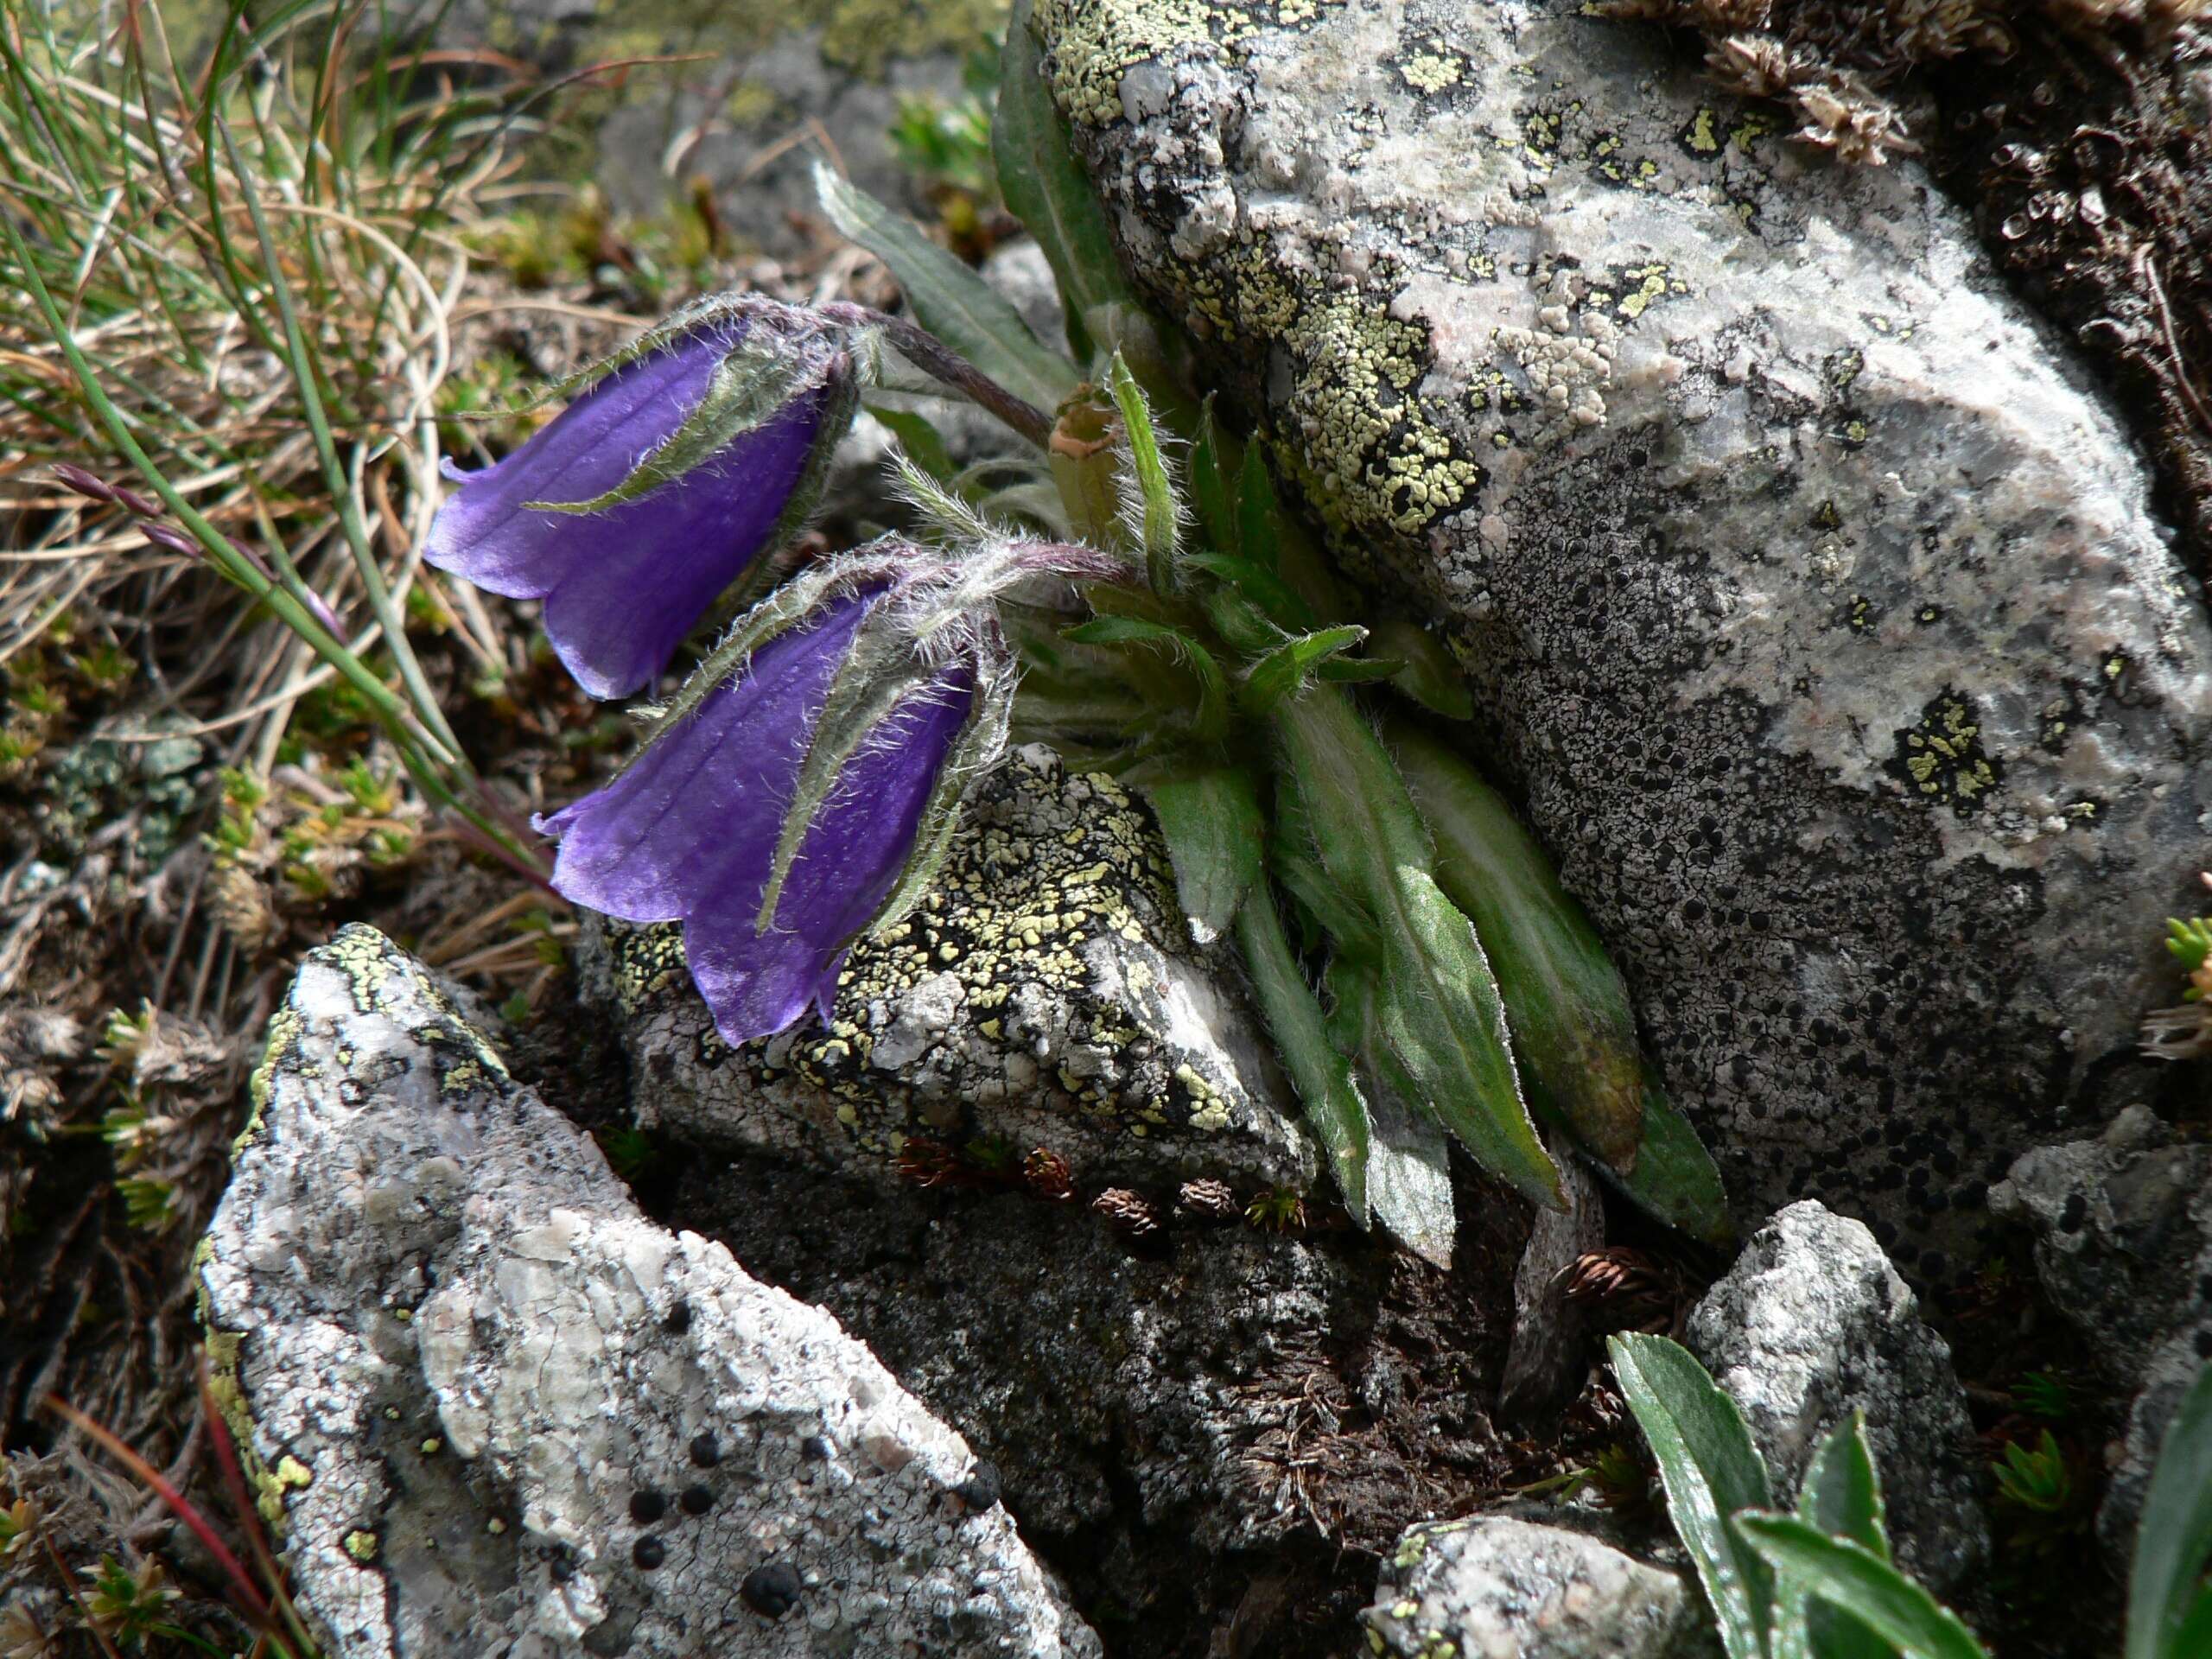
top-left (1363, 1514), bottom-right (1708, 1659)
top-left (1988, 1107), bottom-right (2212, 1555)
top-left (200, 925), bottom-right (1097, 1659)
top-left (983, 238), bottom-right (1071, 353)
top-left (575, 744), bottom-right (1313, 1195)
top-left (1029, 0), bottom-right (2212, 1278)
top-left (1685, 1201), bottom-right (1988, 1591)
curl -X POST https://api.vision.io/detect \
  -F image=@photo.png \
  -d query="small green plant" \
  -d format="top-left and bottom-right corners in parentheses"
top-left (2014, 1370), bottom-right (2074, 1422)
top-left (1993, 1429), bottom-right (2075, 1514)
top-left (2143, 878), bottom-right (2212, 1058)
top-left (1611, 1333), bottom-right (2212, 1659)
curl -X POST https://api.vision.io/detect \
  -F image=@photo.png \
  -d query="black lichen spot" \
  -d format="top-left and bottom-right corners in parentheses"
top-left (629, 1491), bottom-right (667, 1524)
top-left (2196, 1328), bottom-right (2212, 1359)
top-left (1813, 498), bottom-right (1843, 531)
top-left (1888, 690), bottom-right (2002, 817)
top-left (741, 1560), bottom-right (804, 1618)
top-left (663, 1300), bottom-right (691, 1337)
top-left (679, 1484), bottom-right (715, 1516)
top-left (952, 1459), bottom-right (1001, 1511)
top-left (690, 1432), bottom-right (721, 1469)
top-left (2059, 1192), bottom-right (2088, 1233)
top-left (801, 1434), bottom-right (835, 1462)
top-left (632, 1536), bottom-right (665, 1571)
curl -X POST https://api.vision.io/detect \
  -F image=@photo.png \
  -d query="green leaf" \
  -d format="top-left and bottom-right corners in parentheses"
top-left (1272, 685), bottom-right (1560, 1209)
top-left (1369, 613), bottom-right (1475, 721)
top-left (992, 0), bottom-right (1140, 362)
top-left (1190, 401), bottom-right (1238, 554)
top-left (814, 162), bottom-right (1076, 415)
top-left (866, 401), bottom-right (959, 483)
top-left (1183, 551), bottom-right (1313, 630)
top-left (1737, 1516), bottom-right (1990, 1659)
top-left (1144, 767), bottom-right (1265, 944)
top-left (1243, 626), bottom-right (1369, 715)
top-left (1235, 887), bottom-right (1370, 1228)
top-left (1391, 719), bottom-right (1729, 1243)
top-left (1236, 444), bottom-right (1281, 572)
top-left (1062, 614), bottom-right (1231, 743)
top-left (1327, 954), bottom-right (1456, 1266)
top-left (1609, 1333), bottom-right (1774, 1659)
top-left (1106, 352), bottom-right (1182, 596)
top-left (1316, 656), bottom-right (1407, 685)
top-left (1777, 1417), bottom-right (1897, 1659)
top-left (2126, 1360), bottom-right (2212, 1659)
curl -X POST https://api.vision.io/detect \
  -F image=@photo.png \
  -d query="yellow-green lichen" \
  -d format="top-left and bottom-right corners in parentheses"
top-left (343, 1529), bottom-right (379, 1563)
top-left (1891, 691), bottom-right (2002, 817)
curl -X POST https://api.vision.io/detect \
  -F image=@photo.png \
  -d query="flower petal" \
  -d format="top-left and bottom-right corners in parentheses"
top-left (539, 595), bottom-right (866, 921)
top-left (683, 664), bottom-right (973, 1039)
top-left (535, 393), bottom-right (826, 698)
top-left (424, 329), bottom-right (728, 600)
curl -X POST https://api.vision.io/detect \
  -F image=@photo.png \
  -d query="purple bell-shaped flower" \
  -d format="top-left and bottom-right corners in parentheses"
top-left (426, 299), bottom-right (857, 699)
top-left (537, 549), bottom-right (1014, 1044)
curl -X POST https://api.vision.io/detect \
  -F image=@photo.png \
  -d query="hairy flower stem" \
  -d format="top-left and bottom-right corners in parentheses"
top-left (824, 303), bottom-right (1056, 449)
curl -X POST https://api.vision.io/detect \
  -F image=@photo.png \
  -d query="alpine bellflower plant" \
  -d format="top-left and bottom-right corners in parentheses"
top-left (425, 298), bottom-right (859, 698)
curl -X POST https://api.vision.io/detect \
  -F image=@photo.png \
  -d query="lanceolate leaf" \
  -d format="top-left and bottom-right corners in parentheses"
top-left (1773, 1417), bottom-right (1897, 1659)
top-left (1106, 352), bottom-right (1181, 596)
top-left (1391, 719), bottom-right (1645, 1169)
top-left (1236, 888), bottom-right (1371, 1227)
top-left (1190, 402), bottom-right (1238, 554)
top-left (1061, 614), bottom-right (1231, 741)
top-left (2126, 1360), bottom-right (2212, 1659)
top-left (1369, 613), bottom-right (1475, 721)
top-left (1391, 719), bottom-right (1731, 1243)
top-left (1609, 1333), bottom-right (1775, 1659)
top-left (866, 402), bottom-right (959, 484)
top-left (1144, 767), bottom-right (1265, 944)
top-left (993, 0), bottom-right (1140, 362)
top-left (1328, 955), bottom-right (1457, 1266)
top-left (1272, 684), bottom-right (1561, 1210)
top-left (815, 162), bottom-right (1076, 416)
top-left (1737, 1516), bottom-right (1990, 1659)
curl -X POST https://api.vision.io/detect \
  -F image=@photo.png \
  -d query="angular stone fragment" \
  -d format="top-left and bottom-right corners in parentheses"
top-left (575, 745), bottom-right (1312, 1192)
top-left (1363, 1513), bottom-right (1709, 1659)
top-left (1685, 1201), bottom-right (1987, 1591)
top-left (1989, 1106), bottom-right (2212, 1556)
top-left (199, 925), bottom-right (1098, 1659)
top-left (1030, 0), bottom-right (2212, 1276)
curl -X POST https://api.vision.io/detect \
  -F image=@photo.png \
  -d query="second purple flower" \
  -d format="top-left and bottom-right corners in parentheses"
top-left (426, 298), bottom-right (858, 700)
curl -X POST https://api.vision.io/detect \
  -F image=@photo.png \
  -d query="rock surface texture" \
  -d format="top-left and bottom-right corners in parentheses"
top-left (1685, 1200), bottom-right (1987, 1591)
top-left (576, 745), bottom-right (1311, 1193)
top-left (199, 926), bottom-right (1098, 1659)
top-left (1990, 1106), bottom-right (2212, 1555)
top-left (1029, 0), bottom-right (2212, 1279)
top-left (1363, 1513), bottom-right (1709, 1659)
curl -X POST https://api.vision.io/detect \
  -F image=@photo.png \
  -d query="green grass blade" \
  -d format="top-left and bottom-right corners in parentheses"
top-left (2126, 1361), bottom-right (2212, 1659)
top-left (1738, 1516), bottom-right (1988, 1659)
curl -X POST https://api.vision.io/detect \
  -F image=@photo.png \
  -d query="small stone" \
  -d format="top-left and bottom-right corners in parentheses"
top-left (741, 1560), bottom-right (804, 1618)
top-left (952, 1460), bottom-right (1001, 1511)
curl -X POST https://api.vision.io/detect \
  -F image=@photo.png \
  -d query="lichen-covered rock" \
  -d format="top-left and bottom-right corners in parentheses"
top-left (1363, 1513), bottom-right (1709, 1659)
top-left (576, 744), bottom-right (1312, 1193)
top-left (1988, 1106), bottom-right (2212, 1556)
top-left (1028, 0), bottom-right (2212, 1279)
top-left (199, 925), bottom-right (1098, 1659)
top-left (1684, 1201), bottom-right (1987, 1591)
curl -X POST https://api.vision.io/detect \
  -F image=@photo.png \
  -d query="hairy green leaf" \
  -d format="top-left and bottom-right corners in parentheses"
top-left (1775, 1417), bottom-right (1897, 1659)
top-left (1145, 767), bottom-right (1265, 944)
top-left (1243, 626), bottom-right (1369, 715)
top-left (1327, 955), bottom-right (1456, 1265)
top-left (1610, 1333), bottom-right (1775, 1659)
top-left (866, 401), bottom-right (959, 483)
top-left (1190, 402), bottom-right (1238, 554)
top-left (1369, 614), bottom-right (1475, 721)
top-left (815, 162), bottom-right (1075, 415)
top-left (1106, 352), bottom-right (1181, 595)
top-left (2127, 1361), bottom-right (2212, 1659)
top-left (1273, 685), bottom-right (1561, 1209)
top-left (1738, 1516), bottom-right (1989, 1659)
